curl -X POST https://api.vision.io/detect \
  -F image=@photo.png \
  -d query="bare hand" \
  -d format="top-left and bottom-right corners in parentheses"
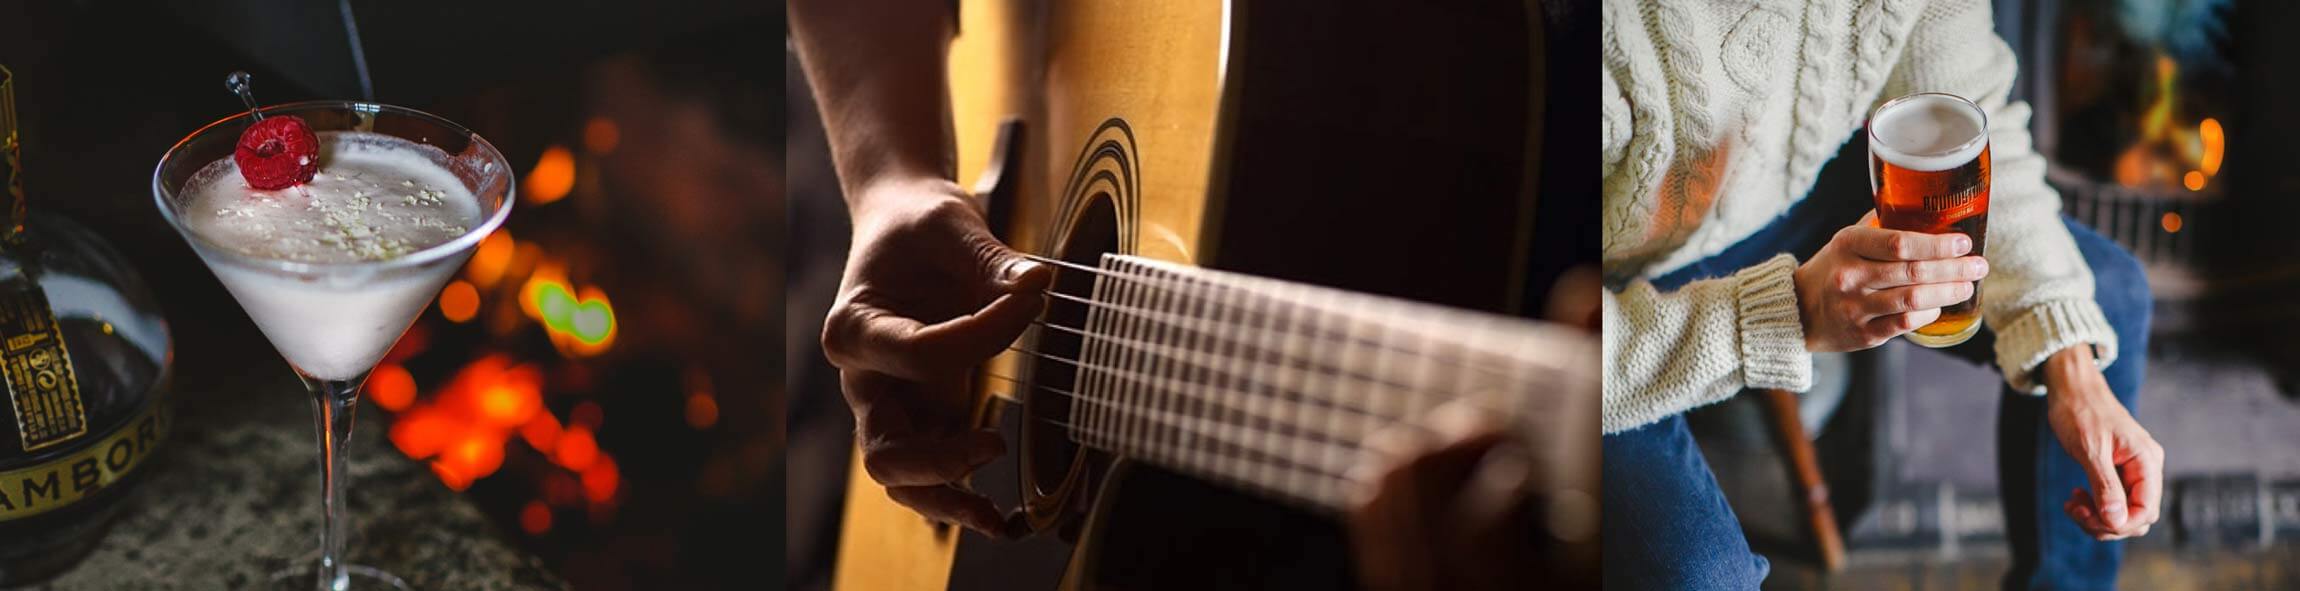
top-left (1793, 211), bottom-right (1988, 352)
top-left (821, 176), bottom-right (1054, 537)
top-left (1346, 405), bottom-right (1537, 591)
top-left (2042, 348), bottom-right (2164, 540)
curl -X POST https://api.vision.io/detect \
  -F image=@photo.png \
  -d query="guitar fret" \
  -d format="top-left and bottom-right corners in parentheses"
top-left (1279, 280), bottom-right (1319, 503)
top-left (1168, 268), bottom-right (1210, 474)
top-left (1114, 257), bottom-right (1148, 457)
top-left (1215, 278), bottom-right (1255, 487)
top-left (1190, 273), bottom-right (1231, 484)
top-left (1142, 261), bottom-right (1177, 468)
top-left (1134, 259), bottom-right (1168, 464)
top-left (1306, 286), bottom-right (1349, 508)
top-left (1404, 304), bottom-right (1441, 440)
top-left (1254, 281), bottom-right (1296, 500)
top-left (1333, 290), bottom-right (1376, 506)
top-left (1075, 259), bottom-right (1110, 448)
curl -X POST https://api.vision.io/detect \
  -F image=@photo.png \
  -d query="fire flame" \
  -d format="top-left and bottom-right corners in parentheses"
top-left (523, 145), bottom-right (575, 205)
top-left (378, 175), bottom-right (639, 525)
top-left (2112, 52), bottom-right (2226, 196)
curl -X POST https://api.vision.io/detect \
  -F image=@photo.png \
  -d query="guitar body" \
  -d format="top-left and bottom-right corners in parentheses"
top-left (834, 1), bottom-right (1560, 589)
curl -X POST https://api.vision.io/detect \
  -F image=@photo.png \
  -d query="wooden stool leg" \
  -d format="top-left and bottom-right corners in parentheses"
top-left (1761, 388), bottom-right (1846, 571)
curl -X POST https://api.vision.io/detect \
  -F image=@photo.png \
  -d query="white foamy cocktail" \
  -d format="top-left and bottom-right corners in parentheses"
top-left (181, 131), bottom-right (482, 380)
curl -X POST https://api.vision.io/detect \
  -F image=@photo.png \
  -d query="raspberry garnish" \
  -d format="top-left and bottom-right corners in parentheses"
top-left (234, 115), bottom-right (320, 190)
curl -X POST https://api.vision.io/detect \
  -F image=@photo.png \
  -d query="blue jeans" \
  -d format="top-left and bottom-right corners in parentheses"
top-left (1602, 192), bottom-right (2151, 590)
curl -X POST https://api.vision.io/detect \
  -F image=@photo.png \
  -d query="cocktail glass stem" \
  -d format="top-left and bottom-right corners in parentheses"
top-left (300, 373), bottom-right (367, 591)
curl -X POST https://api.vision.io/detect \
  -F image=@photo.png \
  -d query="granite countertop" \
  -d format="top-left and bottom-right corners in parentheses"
top-left (23, 372), bottom-right (564, 590)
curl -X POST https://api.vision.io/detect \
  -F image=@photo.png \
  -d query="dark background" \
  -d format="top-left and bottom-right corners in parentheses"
top-left (1, 1), bottom-right (784, 589)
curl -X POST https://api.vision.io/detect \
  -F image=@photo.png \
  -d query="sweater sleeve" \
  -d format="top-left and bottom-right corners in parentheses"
top-left (1877, 0), bottom-right (2117, 393)
top-left (1603, 254), bottom-right (1812, 434)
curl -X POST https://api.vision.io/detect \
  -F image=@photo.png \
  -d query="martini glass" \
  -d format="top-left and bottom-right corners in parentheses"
top-left (152, 102), bottom-right (512, 590)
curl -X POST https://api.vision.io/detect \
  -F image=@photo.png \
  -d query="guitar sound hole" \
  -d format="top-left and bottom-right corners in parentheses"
top-left (1023, 194), bottom-right (1118, 515)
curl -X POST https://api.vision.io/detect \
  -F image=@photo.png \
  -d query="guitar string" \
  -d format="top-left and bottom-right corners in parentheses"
top-left (990, 386), bottom-right (1364, 483)
top-left (1017, 321), bottom-right (1417, 421)
top-left (1012, 253), bottom-right (1572, 462)
top-left (1004, 255), bottom-right (1569, 448)
top-left (984, 308), bottom-right (1549, 493)
top-left (1018, 252), bottom-right (1542, 378)
top-left (1002, 297), bottom-right (1566, 429)
top-left (995, 349), bottom-right (1366, 450)
top-left (1016, 260), bottom-right (1439, 465)
top-left (997, 296), bottom-right (1419, 492)
top-left (958, 253), bottom-right (1578, 501)
top-left (1019, 279), bottom-right (1558, 419)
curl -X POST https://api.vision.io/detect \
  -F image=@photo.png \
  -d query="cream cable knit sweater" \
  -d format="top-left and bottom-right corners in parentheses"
top-left (1600, 0), bottom-right (2118, 434)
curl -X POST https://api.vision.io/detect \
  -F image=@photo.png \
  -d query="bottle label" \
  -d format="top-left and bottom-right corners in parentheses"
top-left (1, 286), bottom-right (86, 452)
top-left (0, 402), bottom-right (166, 521)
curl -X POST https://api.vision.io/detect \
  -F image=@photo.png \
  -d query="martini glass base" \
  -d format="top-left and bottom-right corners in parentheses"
top-left (266, 563), bottom-right (410, 591)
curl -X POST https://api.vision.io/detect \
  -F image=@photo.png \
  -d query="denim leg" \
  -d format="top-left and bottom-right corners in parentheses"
top-left (1602, 416), bottom-right (1771, 590)
top-left (1993, 217), bottom-right (2151, 591)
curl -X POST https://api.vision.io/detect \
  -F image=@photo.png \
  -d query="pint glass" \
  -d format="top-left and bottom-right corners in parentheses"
top-left (1868, 92), bottom-right (1990, 348)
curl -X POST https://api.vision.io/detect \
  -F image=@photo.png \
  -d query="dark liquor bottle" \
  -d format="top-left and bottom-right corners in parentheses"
top-left (0, 64), bottom-right (173, 586)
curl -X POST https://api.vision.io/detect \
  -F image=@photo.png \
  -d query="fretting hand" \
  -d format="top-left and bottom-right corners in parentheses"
top-left (1345, 404), bottom-right (1541, 591)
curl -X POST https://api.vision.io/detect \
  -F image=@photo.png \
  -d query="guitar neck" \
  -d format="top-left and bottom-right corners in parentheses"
top-left (1057, 254), bottom-right (1597, 513)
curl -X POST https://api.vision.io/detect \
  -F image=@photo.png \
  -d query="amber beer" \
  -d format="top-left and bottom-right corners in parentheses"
top-left (1868, 92), bottom-right (1990, 347)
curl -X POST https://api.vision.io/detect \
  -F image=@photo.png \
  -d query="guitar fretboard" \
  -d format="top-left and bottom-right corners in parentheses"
top-left (1055, 254), bottom-right (1597, 513)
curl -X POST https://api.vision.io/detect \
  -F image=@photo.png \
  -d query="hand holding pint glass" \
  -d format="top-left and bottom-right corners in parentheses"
top-left (1793, 92), bottom-right (1992, 353)
top-left (1868, 92), bottom-right (1991, 348)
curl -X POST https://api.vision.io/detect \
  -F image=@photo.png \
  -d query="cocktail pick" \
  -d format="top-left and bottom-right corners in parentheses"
top-left (225, 71), bottom-right (264, 121)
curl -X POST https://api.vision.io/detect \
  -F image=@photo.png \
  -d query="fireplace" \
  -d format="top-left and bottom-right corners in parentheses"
top-left (2004, 0), bottom-right (2300, 349)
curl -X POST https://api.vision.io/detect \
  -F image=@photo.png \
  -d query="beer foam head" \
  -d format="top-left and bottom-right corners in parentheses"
top-left (1870, 94), bottom-right (1987, 172)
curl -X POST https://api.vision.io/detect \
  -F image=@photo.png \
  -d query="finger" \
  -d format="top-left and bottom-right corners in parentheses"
top-left (2064, 489), bottom-right (2112, 536)
top-left (1346, 472), bottom-right (1407, 591)
top-left (1424, 403), bottom-right (1510, 465)
top-left (909, 291), bottom-right (1047, 368)
top-left (826, 293), bottom-right (1047, 379)
top-left (887, 484), bottom-right (1014, 538)
top-left (1866, 308), bottom-right (1941, 339)
top-left (1456, 444), bottom-right (1536, 546)
top-left (1841, 225), bottom-right (1973, 261)
top-left (842, 370), bottom-right (971, 437)
top-left (1859, 256), bottom-right (1988, 289)
top-left (2083, 449), bottom-right (2132, 530)
top-left (1544, 265), bottom-right (1603, 332)
top-left (1350, 435), bottom-right (1441, 591)
top-left (862, 429), bottom-right (1005, 488)
top-left (1861, 281), bottom-right (1975, 316)
top-left (2121, 447), bottom-right (2165, 532)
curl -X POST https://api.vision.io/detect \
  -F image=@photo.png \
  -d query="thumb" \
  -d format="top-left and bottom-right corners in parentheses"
top-left (984, 246), bottom-right (1055, 295)
top-left (2086, 449), bottom-right (2130, 528)
top-left (910, 292), bottom-right (1047, 369)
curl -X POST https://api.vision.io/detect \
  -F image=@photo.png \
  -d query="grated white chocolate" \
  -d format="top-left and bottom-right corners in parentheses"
top-left (184, 131), bottom-right (481, 263)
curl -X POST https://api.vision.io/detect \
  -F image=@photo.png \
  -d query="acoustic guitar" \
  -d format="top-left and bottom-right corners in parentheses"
top-left (830, 1), bottom-right (1596, 588)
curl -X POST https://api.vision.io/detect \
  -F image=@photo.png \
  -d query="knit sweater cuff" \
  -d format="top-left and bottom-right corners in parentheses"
top-left (1993, 299), bottom-right (2119, 394)
top-left (1737, 254), bottom-right (1813, 392)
